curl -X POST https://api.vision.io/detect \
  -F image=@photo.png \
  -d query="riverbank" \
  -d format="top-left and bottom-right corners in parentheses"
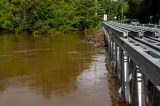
top-left (85, 31), bottom-right (105, 48)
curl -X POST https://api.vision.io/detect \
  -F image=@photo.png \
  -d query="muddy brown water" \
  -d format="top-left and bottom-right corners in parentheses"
top-left (0, 34), bottom-right (126, 106)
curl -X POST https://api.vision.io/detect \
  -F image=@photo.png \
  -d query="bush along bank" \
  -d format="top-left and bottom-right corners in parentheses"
top-left (0, 0), bottom-right (105, 34)
top-left (86, 30), bottom-right (105, 48)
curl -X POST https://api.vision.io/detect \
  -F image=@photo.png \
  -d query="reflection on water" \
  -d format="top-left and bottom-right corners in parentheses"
top-left (0, 34), bottom-right (124, 106)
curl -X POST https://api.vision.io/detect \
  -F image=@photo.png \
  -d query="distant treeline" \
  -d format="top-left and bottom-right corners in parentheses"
top-left (0, 0), bottom-right (128, 33)
top-left (0, 0), bottom-right (159, 33)
top-left (127, 0), bottom-right (160, 24)
top-left (0, 0), bottom-right (104, 33)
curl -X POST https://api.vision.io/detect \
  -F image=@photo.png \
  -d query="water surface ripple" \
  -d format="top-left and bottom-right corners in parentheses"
top-left (0, 34), bottom-right (125, 106)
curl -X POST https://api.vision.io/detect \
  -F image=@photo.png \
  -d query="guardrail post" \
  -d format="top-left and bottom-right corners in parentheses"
top-left (131, 66), bottom-right (139, 106)
top-left (119, 48), bottom-right (123, 83)
top-left (152, 86), bottom-right (160, 106)
top-left (116, 46), bottom-right (121, 79)
top-left (113, 42), bottom-right (117, 69)
top-left (108, 36), bottom-right (111, 52)
top-left (137, 68), bottom-right (147, 106)
top-left (128, 59), bottom-right (136, 105)
top-left (112, 41), bottom-right (115, 63)
top-left (121, 51), bottom-right (130, 103)
top-left (131, 66), bottom-right (147, 106)
top-left (110, 39), bottom-right (113, 60)
top-left (103, 31), bottom-right (107, 51)
top-left (141, 73), bottom-right (147, 106)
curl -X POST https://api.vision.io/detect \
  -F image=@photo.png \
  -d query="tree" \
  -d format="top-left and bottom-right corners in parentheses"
top-left (127, 0), bottom-right (160, 23)
top-left (0, 0), bottom-right (106, 33)
top-left (72, 0), bottom-right (104, 31)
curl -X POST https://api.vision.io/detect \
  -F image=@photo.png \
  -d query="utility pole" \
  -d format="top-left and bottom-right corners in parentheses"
top-left (121, 0), bottom-right (124, 20)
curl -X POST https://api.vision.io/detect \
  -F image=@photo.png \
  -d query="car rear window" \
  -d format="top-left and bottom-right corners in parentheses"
top-left (132, 19), bottom-right (139, 22)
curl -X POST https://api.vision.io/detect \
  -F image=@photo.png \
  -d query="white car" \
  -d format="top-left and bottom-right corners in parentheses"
top-left (131, 19), bottom-right (140, 26)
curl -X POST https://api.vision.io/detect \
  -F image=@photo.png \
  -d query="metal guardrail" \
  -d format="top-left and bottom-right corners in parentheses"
top-left (102, 21), bottom-right (160, 106)
top-left (141, 24), bottom-right (160, 29)
top-left (108, 22), bottom-right (160, 38)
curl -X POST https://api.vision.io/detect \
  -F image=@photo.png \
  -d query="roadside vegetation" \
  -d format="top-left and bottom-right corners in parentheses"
top-left (0, 0), bottom-right (159, 34)
top-left (0, 0), bottom-right (104, 33)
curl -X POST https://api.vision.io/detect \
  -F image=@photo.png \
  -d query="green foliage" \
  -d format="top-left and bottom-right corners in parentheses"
top-left (2, 20), bottom-right (14, 31)
top-left (0, 0), bottom-right (130, 33)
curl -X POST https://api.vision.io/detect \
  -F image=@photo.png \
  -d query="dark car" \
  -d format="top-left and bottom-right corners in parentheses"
top-left (130, 19), bottom-right (140, 26)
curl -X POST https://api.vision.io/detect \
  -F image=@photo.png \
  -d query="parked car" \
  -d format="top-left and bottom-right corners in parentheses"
top-left (130, 19), bottom-right (140, 26)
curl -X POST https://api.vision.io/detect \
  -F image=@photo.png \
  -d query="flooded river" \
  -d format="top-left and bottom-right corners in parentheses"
top-left (0, 34), bottom-right (126, 106)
